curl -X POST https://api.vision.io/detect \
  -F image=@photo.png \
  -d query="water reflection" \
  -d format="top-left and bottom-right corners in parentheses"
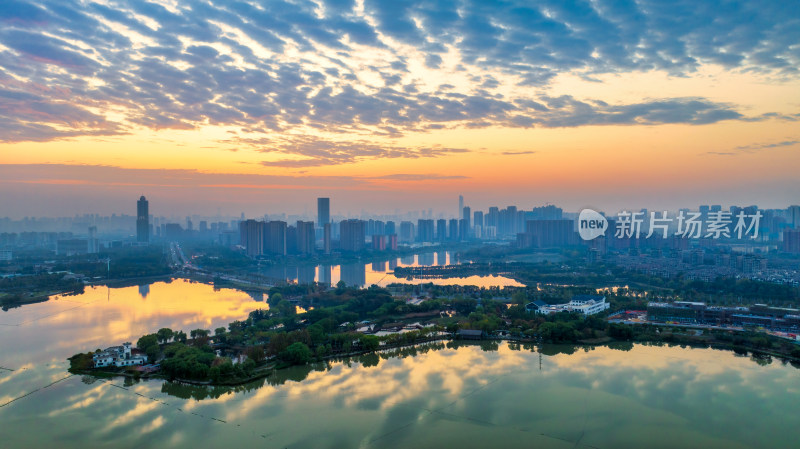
top-left (138, 284), bottom-right (150, 299)
top-left (318, 265), bottom-right (331, 285)
top-left (259, 251), bottom-right (523, 288)
top-left (297, 265), bottom-right (315, 285)
top-left (3, 342), bottom-right (798, 449)
top-left (246, 291), bottom-right (264, 302)
top-left (418, 253), bottom-right (434, 266)
top-left (0, 279), bottom-right (264, 368)
top-left (340, 262), bottom-right (366, 287)
top-left (371, 261), bottom-right (386, 272)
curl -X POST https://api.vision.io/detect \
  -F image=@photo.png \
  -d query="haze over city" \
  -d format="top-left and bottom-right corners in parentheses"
top-left (1, 0), bottom-right (799, 217)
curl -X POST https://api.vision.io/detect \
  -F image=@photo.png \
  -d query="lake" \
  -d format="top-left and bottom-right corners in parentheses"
top-left (1, 280), bottom-right (799, 448)
top-left (258, 250), bottom-right (525, 288)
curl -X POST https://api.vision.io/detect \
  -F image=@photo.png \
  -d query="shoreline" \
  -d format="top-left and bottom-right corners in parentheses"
top-left (72, 332), bottom-right (800, 387)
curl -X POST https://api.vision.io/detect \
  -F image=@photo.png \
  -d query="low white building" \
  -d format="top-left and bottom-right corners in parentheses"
top-left (93, 342), bottom-right (148, 368)
top-left (527, 295), bottom-right (610, 316)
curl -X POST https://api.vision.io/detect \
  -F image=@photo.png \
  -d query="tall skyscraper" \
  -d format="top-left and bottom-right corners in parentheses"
top-left (462, 206), bottom-right (471, 236)
top-left (136, 196), bottom-right (149, 243)
top-left (458, 195), bottom-right (464, 219)
top-left (317, 198), bottom-right (330, 226)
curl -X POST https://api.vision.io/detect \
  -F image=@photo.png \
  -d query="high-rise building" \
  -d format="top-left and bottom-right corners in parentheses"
top-left (417, 219), bottom-right (435, 242)
top-left (462, 206), bottom-right (471, 233)
top-left (239, 219), bottom-right (263, 256)
top-left (372, 234), bottom-right (387, 251)
top-left (789, 205), bottom-right (800, 229)
top-left (448, 218), bottom-right (459, 241)
top-left (136, 196), bottom-right (149, 243)
top-left (323, 223), bottom-right (331, 254)
top-left (436, 219), bottom-right (447, 241)
top-left (317, 198), bottom-right (330, 226)
top-left (458, 195), bottom-right (464, 219)
top-left (522, 219), bottom-right (576, 248)
top-left (296, 221), bottom-right (315, 254)
top-left (88, 226), bottom-right (99, 254)
top-left (487, 206), bottom-right (499, 228)
top-left (399, 221), bottom-right (415, 243)
top-left (340, 219), bottom-right (365, 252)
top-left (783, 229), bottom-right (800, 253)
top-left (264, 221), bottom-right (287, 255)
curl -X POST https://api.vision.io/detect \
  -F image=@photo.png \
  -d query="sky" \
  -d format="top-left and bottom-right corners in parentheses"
top-left (1, 0), bottom-right (799, 218)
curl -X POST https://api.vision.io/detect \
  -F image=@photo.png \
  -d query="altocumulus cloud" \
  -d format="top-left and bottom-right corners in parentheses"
top-left (0, 0), bottom-right (798, 164)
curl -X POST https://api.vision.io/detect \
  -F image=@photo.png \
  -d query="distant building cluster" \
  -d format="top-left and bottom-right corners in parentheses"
top-left (647, 301), bottom-right (800, 331)
top-left (526, 295), bottom-right (610, 316)
top-left (2, 195), bottom-right (800, 288)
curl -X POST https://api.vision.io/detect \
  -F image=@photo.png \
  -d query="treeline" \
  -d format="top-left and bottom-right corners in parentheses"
top-left (78, 280), bottom-right (800, 384)
top-left (0, 273), bottom-right (85, 309)
top-left (55, 246), bottom-right (171, 279)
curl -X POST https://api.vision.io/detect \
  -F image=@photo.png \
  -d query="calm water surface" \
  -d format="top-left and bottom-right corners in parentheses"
top-left (1, 280), bottom-right (799, 448)
top-left (260, 251), bottom-right (525, 288)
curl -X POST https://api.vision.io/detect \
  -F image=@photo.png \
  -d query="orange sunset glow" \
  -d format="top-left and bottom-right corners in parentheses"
top-left (0, 0), bottom-right (798, 217)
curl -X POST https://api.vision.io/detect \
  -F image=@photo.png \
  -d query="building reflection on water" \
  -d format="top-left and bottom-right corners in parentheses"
top-left (247, 291), bottom-right (264, 302)
top-left (254, 251), bottom-right (521, 288)
top-left (418, 253), bottom-right (434, 266)
top-left (371, 260), bottom-right (386, 272)
top-left (340, 262), bottom-right (366, 287)
top-left (298, 265), bottom-right (316, 285)
top-left (318, 265), bottom-right (332, 286)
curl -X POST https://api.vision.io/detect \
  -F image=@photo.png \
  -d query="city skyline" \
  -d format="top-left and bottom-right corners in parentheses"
top-left (0, 1), bottom-right (799, 217)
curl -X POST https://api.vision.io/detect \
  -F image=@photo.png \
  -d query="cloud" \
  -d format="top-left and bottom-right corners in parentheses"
top-left (0, 163), bottom-right (367, 189)
top-left (501, 150), bottom-right (536, 156)
top-left (735, 140), bottom-right (800, 152)
top-left (0, 0), bottom-right (796, 148)
top-left (368, 174), bottom-right (469, 181)
top-left (707, 139), bottom-right (800, 156)
top-left (249, 137), bottom-right (469, 167)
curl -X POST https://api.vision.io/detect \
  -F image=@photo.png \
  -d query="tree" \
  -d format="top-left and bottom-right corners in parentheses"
top-left (190, 329), bottom-right (210, 339)
top-left (276, 300), bottom-right (296, 317)
top-left (157, 328), bottom-right (174, 344)
top-left (511, 291), bottom-right (527, 305)
top-left (608, 323), bottom-right (634, 340)
top-left (268, 292), bottom-right (283, 306)
top-left (267, 333), bottom-right (289, 356)
top-left (246, 345), bottom-right (266, 364)
top-left (360, 335), bottom-right (380, 352)
top-left (174, 330), bottom-right (187, 343)
top-left (214, 327), bottom-right (227, 344)
top-left (281, 342), bottom-right (312, 365)
top-left (137, 334), bottom-right (158, 352)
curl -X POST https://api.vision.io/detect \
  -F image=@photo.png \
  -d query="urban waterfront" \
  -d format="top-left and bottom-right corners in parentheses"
top-left (257, 251), bottom-right (524, 288)
top-left (1, 281), bottom-right (799, 448)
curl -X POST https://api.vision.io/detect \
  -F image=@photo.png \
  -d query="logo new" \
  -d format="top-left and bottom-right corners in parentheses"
top-left (579, 209), bottom-right (607, 241)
